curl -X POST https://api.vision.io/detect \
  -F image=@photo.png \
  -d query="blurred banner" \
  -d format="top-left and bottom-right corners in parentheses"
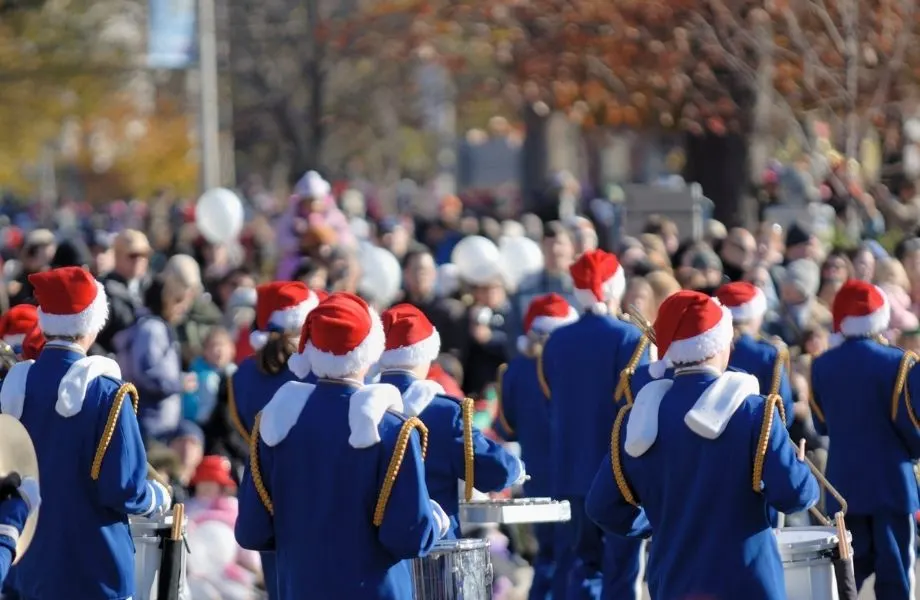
top-left (147, 0), bottom-right (197, 69)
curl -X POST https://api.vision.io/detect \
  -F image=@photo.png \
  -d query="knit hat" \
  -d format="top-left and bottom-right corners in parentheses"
top-left (569, 250), bottom-right (626, 314)
top-left (287, 292), bottom-right (385, 379)
top-left (784, 259), bottom-right (821, 298)
top-left (28, 267), bottom-right (109, 337)
top-left (21, 326), bottom-right (45, 360)
top-left (649, 291), bottom-right (733, 379)
top-left (249, 282), bottom-right (319, 350)
top-left (378, 304), bottom-right (441, 370)
top-left (190, 455), bottom-right (237, 489)
top-left (519, 293), bottom-right (578, 353)
top-left (832, 280), bottom-right (890, 338)
top-left (0, 305), bottom-right (39, 350)
top-left (715, 282), bottom-right (767, 322)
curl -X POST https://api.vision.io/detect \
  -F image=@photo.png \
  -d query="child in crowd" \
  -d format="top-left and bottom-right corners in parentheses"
top-left (183, 327), bottom-right (238, 424)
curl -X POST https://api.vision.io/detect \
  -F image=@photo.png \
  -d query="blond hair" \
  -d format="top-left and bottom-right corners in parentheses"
top-left (875, 257), bottom-right (910, 290)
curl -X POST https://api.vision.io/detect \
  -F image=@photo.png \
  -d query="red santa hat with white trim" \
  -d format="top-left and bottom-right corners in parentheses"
top-left (569, 250), bottom-right (626, 315)
top-left (287, 292), bottom-right (385, 379)
top-left (0, 304), bottom-right (39, 350)
top-left (519, 293), bottom-right (578, 353)
top-left (28, 267), bottom-right (109, 338)
top-left (715, 281), bottom-right (767, 323)
top-left (648, 290), bottom-right (733, 379)
top-left (832, 280), bottom-right (890, 341)
top-left (249, 282), bottom-right (320, 350)
top-left (378, 304), bottom-right (441, 370)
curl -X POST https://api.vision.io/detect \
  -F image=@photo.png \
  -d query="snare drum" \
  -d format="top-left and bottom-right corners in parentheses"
top-left (411, 539), bottom-right (492, 600)
top-left (775, 526), bottom-right (851, 600)
top-left (130, 514), bottom-right (189, 600)
top-left (459, 498), bottom-right (571, 525)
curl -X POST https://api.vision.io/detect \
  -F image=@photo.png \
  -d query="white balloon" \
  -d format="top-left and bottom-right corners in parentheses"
top-left (358, 244), bottom-right (402, 307)
top-left (451, 236), bottom-right (503, 286)
top-left (905, 119), bottom-right (920, 143)
top-left (187, 520), bottom-right (237, 578)
top-left (499, 236), bottom-right (544, 290)
top-left (195, 187), bottom-right (245, 244)
top-left (435, 263), bottom-right (460, 298)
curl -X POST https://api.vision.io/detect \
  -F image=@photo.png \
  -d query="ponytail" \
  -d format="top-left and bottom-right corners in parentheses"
top-left (256, 332), bottom-right (297, 376)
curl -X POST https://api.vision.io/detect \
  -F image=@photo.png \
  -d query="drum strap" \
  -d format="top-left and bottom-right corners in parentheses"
top-left (752, 394), bottom-right (784, 493)
top-left (495, 364), bottom-right (514, 436)
top-left (90, 383), bottom-right (139, 481)
top-left (249, 412), bottom-right (274, 515)
top-left (615, 335), bottom-right (650, 407)
top-left (891, 350), bottom-right (919, 425)
top-left (769, 345), bottom-right (790, 403)
top-left (226, 373), bottom-right (251, 445)
top-left (462, 398), bottom-right (475, 502)
top-left (373, 417), bottom-right (429, 527)
top-left (535, 351), bottom-right (551, 399)
top-left (610, 405), bottom-right (639, 507)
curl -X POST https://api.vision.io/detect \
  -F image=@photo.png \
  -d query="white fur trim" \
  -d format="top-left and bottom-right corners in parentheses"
top-left (37, 280), bottom-right (109, 337)
top-left (573, 289), bottom-right (609, 315)
top-left (828, 332), bottom-right (844, 348)
top-left (625, 380), bottom-right (673, 457)
top-left (249, 330), bottom-right (270, 351)
top-left (268, 295), bottom-right (319, 332)
top-left (573, 266), bottom-right (626, 312)
top-left (726, 289), bottom-right (767, 322)
top-left (684, 371), bottom-right (760, 440)
top-left (378, 330), bottom-right (441, 370)
top-left (664, 306), bottom-right (733, 365)
top-left (287, 351), bottom-right (312, 379)
top-left (839, 293), bottom-right (890, 338)
top-left (648, 359), bottom-right (669, 380)
top-left (401, 379), bottom-right (445, 417)
top-left (56, 356), bottom-right (122, 418)
top-left (3, 334), bottom-right (25, 348)
top-left (649, 343), bottom-right (658, 362)
top-left (259, 382), bottom-right (316, 446)
top-left (0, 360), bottom-right (34, 420)
top-left (529, 309), bottom-right (579, 335)
top-left (289, 305), bottom-right (386, 379)
top-left (348, 383), bottom-right (405, 449)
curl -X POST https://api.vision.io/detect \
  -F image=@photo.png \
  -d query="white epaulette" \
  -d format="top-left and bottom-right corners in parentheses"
top-left (348, 383), bottom-right (405, 449)
top-left (0, 360), bottom-right (35, 420)
top-left (402, 380), bottom-right (445, 417)
top-left (57, 356), bottom-right (122, 417)
top-left (259, 382), bottom-right (316, 447)
top-left (684, 372), bottom-right (761, 439)
top-left (624, 379), bottom-right (673, 457)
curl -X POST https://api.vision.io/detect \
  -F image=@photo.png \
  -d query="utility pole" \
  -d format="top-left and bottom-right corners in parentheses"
top-left (198, 0), bottom-right (221, 191)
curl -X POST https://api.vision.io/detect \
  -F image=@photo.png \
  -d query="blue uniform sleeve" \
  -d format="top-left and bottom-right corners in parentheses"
top-left (493, 365), bottom-right (517, 442)
top-left (586, 454), bottom-right (652, 539)
top-left (451, 403), bottom-right (522, 492)
top-left (131, 319), bottom-right (183, 399)
top-left (94, 382), bottom-right (158, 515)
top-left (757, 400), bottom-right (820, 514)
top-left (893, 366), bottom-right (920, 459)
top-left (0, 496), bottom-right (28, 587)
top-left (377, 427), bottom-right (439, 559)
top-left (235, 437), bottom-right (275, 552)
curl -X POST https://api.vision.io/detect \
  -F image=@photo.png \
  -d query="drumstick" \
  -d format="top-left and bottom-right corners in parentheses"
top-left (171, 504), bottom-right (184, 541)
top-left (797, 439), bottom-right (806, 461)
top-left (834, 512), bottom-right (850, 559)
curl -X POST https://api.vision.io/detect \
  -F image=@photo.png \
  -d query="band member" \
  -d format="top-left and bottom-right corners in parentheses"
top-left (0, 305), bottom-right (39, 358)
top-left (236, 292), bottom-right (448, 600)
top-left (0, 477), bottom-right (39, 588)
top-left (816, 281), bottom-right (919, 600)
top-left (377, 304), bottom-right (524, 539)
top-left (587, 291), bottom-right (819, 600)
top-left (219, 281), bottom-right (318, 600)
top-left (716, 282), bottom-right (794, 428)
top-left (540, 249), bottom-right (649, 600)
top-left (0, 267), bottom-right (171, 599)
top-left (495, 293), bottom-right (578, 600)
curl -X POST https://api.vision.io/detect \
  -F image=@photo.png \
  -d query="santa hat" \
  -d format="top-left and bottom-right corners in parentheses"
top-left (0, 304), bottom-right (39, 350)
top-left (519, 293), bottom-right (578, 353)
top-left (249, 282), bottom-right (319, 350)
top-left (190, 455), bottom-right (237, 489)
top-left (378, 304), bottom-right (441, 370)
top-left (715, 282), bottom-right (767, 323)
top-left (832, 280), bottom-right (890, 339)
top-left (28, 267), bottom-right (109, 338)
top-left (21, 326), bottom-right (45, 361)
top-left (569, 250), bottom-right (626, 314)
top-left (287, 292), bottom-right (385, 379)
top-left (649, 291), bottom-right (733, 379)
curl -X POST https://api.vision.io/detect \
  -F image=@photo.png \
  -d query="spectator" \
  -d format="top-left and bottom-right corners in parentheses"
top-left (8, 229), bottom-right (56, 306)
top-left (645, 271), bottom-right (681, 319)
top-left (464, 274), bottom-right (511, 397)
top-left (50, 236), bottom-right (92, 270)
top-left (643, 215), bottom-right (680, 258)
top-left (874, 257), bottom-right (918, 341)
top-left (166, 421), bottom-right (206, 500)
top-left (164, 254), bottom-right (223, 364)
top-left (817, 250), bottom-right (853, 309)
top-left (765, 259), bottom-right (831, 347)
top-left (719, 228), bottom-right (757, 282)
top-left (784, 222), bottom-right (822, 264)
top-left (88, 230), bottom-right (115, 276)
top-left (183, 327), bottom-right (237, 424)
top-left (96, 229), bottom-right (152, 354)
top-left (687, 247), bottom-right (724, 292)
top-left (850, 243), bottom-right (877, 283)
top-left (399, 248), bottom-right (467, 356)
top-left (622, 277), bottom-right (655, 322)
top-left (638, 233), bottom-right (672, 272)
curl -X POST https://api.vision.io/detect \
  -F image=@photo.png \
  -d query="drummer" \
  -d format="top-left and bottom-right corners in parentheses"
top-left (377, 303), bottom-right (524, 538)
top-left (586, 290), bottom-right (819, 600)
top-left (236, 292), bottom-right (449, 599)
top-left (0, 267), bottom-right (171, 599)
top-left (0, 305), bottom-right (39, 358)
top-left (540, 249), bottom-right (649, 599)
top-left (816, 281), bottom-right (920, 600)
top-left (224, 281), bottom-right (319, 600)
top-left (494, 293), bottom-right (578, 600)
top-left (0, 471), bottom-right (39, 587)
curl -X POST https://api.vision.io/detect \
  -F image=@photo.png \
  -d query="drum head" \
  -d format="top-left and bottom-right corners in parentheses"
top-left (0, 415), bottom-right (39, 563)
top-left (775, 526), bottom-right (843, 560)
top-left (432, 538), bottom-right (490, 553)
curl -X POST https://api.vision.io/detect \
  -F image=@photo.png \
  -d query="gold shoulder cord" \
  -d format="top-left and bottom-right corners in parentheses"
top-left (769, 345), bottom-right (789, 399)
top-left (461, 397), bottom-right (475, 501)
top-left (752, 394), bottom-right (783, 493)
top-left (536, 350), bottom-right (551, 399)
top-left (249, 412), bottom-right (274, 515)
top-left (610, 405), bottom-right (638, 507)
top-left (227, 373), bottom-right (251, 445)
top-left (615, 335), bottom-right (650, 406)
top-left (891, 350), bottom-right (918, 422)
top-left (495, 363), bottom-right (514, 436)
top-left (91, 383), bottom-right (139, 481)
top-left (373, 417), bottom-right (429, 526)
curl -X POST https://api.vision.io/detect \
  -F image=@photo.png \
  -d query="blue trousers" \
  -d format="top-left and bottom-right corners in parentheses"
top-left (528, 523), bottom-right (557, 600)
top-left (849, 513), bottom-right (915, 600)
top-left (261, 551), bottom-right (279, 600)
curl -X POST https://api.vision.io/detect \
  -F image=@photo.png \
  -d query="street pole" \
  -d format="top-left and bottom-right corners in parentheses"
top-left (198, 0), bottom-right (221, 191)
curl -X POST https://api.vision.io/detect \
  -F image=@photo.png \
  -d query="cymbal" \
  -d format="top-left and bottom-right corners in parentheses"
top-left (0, 414), bottom-right (39, 563)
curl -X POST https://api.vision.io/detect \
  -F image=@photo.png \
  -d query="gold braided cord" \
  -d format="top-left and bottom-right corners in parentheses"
top-left (226, 373), bottom-right (251, 445)
top-left (615, 335), bottom-right (650, 406)
top-left (249, 413), bottom-right (274, 515)
top-left (536, 350), bottom-right (551, 399)
top-left (91, 383), bottom-right (139, 481)
top-left (891, 350), bottom-right (918, 421)
top-left (373, 417), bottom-right (428, 526)
top-left (495, 363), bottom-right (514, 436)
top-left (752, 394), bottom-right (782, 493)
top-left (905, 378), bottom-right (920, 430)
top-left (462, 398), bottom-right (475, 501)
top-left (610, 405), bottom-right (638, 507)
top-left (808, 363), bottom-right (826, 424)
top-left (769, 346), bottom-right (789, 399)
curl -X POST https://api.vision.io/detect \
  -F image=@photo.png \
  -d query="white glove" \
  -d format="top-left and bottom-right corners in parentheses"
top-left (512, 458), bottom-right (528, 486)
top-left (429, 500), bottom-right (450, 539)
top-left (17, 477), bottom-right (40, 515)
top-left (145, 479), bottom-right (172, 518)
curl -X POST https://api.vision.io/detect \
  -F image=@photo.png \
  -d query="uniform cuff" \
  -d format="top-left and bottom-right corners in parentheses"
top-left (0, 524), bottom-right (19, 548)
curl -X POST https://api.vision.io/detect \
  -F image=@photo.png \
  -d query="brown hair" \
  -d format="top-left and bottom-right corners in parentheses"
top-left (256, 332), bottom-right (298, 376)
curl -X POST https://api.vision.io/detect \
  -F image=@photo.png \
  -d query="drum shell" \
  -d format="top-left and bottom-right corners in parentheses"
top-left (776, 526), bottom-right (850, 600)
top-left (411, 539), bottom-right (492, 600)
top-left (130, 515), bottom-right (189, 600)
